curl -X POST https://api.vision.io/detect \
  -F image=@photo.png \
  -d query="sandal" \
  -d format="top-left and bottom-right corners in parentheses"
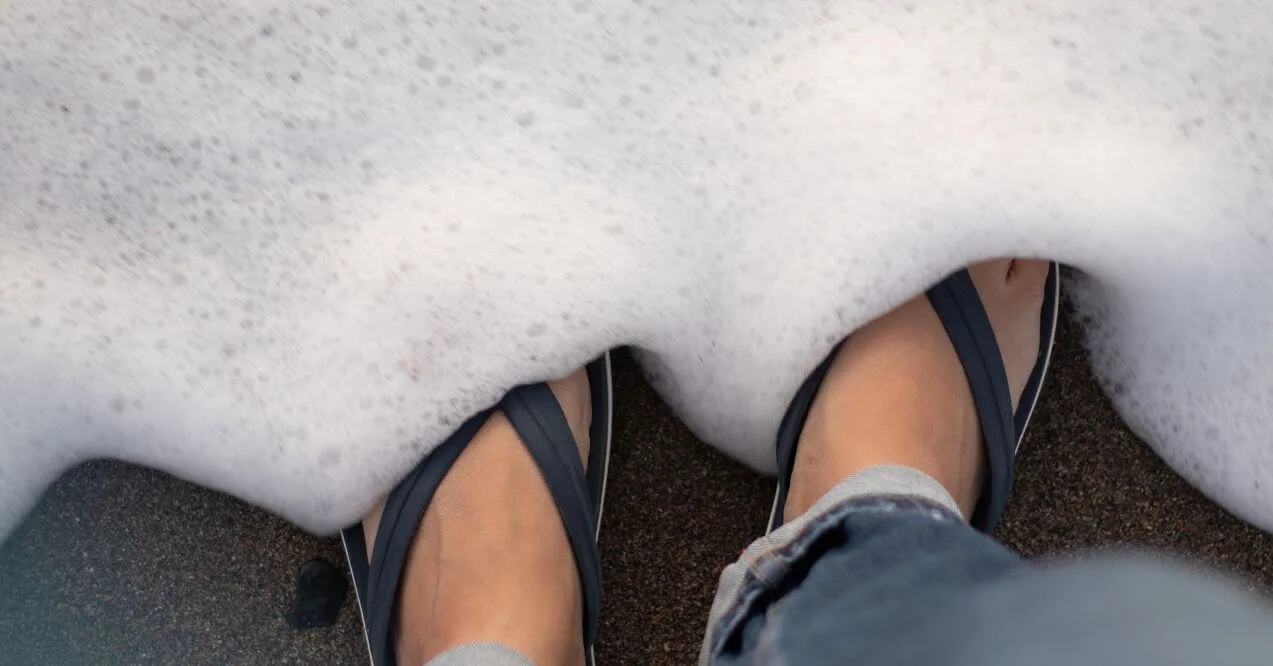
top-left (340, 352), bottom-right (614, 665)
top-left (769, 263), bottom-right (1061, 533)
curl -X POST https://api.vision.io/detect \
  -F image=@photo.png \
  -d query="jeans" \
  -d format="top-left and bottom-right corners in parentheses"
top-left (700, 465), bottom-right (1273, 666)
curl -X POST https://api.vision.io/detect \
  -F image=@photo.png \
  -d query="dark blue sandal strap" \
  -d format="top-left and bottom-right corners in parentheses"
top-left (925, 269), bottom-right (1016, 532)
top-left (500, 383), bottom-right (604, 652)
top-left (771, 345), bottom-right (840, 530)
top-left (365, 409), bottom-right (491, 666)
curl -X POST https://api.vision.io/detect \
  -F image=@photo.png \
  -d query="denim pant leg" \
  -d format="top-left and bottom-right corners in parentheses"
top-left (702, 465), bottom-right (1273, 666)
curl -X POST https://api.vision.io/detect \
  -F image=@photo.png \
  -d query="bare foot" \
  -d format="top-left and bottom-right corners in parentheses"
top-left (784, 259), bottom-right (1049, 522)
top-left (361, 368), bottom-right (592, 666)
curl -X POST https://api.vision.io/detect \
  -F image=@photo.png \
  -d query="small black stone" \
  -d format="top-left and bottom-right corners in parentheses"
top-left (284, 558), bottom-right (349, 630)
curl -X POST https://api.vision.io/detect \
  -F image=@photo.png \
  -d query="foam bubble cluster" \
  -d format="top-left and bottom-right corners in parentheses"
top-left (1, 0), bottom-right (1270, 539)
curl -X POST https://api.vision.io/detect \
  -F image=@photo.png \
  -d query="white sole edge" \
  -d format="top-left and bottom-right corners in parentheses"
top-left (588, 350), bottom-right (614, 666)
top-left (1014, 263), bottom-right (1063, 455)
top-left (767, 485), bottom-right (783, 534)
top-left (594, 350), bottom-right (615, 539)
top-left (339, 530), bottom-right (375, 664)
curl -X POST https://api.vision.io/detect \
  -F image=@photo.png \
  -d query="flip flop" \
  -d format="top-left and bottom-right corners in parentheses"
top-left (341, 352), bottom-right (614, 666)
top-left (769, 262), bottom-right (1061, 533)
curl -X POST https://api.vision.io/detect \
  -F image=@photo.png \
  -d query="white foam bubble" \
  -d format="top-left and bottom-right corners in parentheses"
top-left (1, 0), bottom-right (1271, 538)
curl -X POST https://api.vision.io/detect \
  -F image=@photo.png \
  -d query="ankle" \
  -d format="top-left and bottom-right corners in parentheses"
top-left (784, 366), bottom-right (985, 523)
top-left (395, 534), bottom-right (585, 665)
top-left (400, 589), bottom-right (583, 665)
top-left (400, 580), bottom-right (584, 665)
